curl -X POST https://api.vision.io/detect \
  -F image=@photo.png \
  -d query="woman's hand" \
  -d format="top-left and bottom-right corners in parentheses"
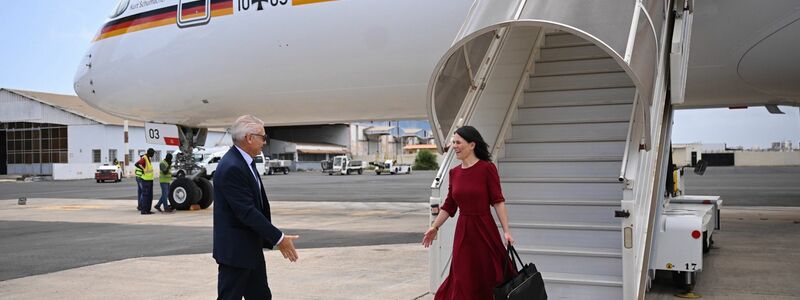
top-left (422, 227), bottom-right (438, 248)
top-left (504, 231), bottom-right (515, 246)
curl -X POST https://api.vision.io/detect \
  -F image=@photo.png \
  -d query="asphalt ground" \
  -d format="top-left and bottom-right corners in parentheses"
top-left (3, 166), bottom-right (800, 205)
top-left (684, 166), bottom-right (800, 206)
top-left (1, 167), bottom-right (799, 299)
top-left (0, 170), bottom-right (438, 202)
top-left (0, 220), bottom-right (419, 281)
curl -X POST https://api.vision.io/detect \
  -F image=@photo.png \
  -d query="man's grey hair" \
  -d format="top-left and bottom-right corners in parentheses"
top-left (229, 115), bottom-right (265, 143)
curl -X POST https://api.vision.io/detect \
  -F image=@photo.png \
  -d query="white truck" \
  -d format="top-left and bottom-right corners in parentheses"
top-left (200, 150), bottom-right (267, 179)
top-left (370, 160), bottom-right (412, 175)
top-left (324, 155), bottom-right (363, 175)
top-left (264, 158), bottom-right (292, 175)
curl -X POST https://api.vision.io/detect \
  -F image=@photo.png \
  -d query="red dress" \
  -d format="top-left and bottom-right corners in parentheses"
top-left (436, 160), bottom-right (514, 300)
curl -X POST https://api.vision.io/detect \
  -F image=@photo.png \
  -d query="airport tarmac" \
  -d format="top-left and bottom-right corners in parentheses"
top-left (0, 168), bottom-right (799, 299)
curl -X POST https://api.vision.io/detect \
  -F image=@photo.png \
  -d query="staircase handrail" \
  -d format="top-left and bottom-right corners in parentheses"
top-left (619, 91), bottom-right (639, 183)
top-left (430, 26), bottom-right (512, 189)
top-left (490, 30), bottom-right (545, 159)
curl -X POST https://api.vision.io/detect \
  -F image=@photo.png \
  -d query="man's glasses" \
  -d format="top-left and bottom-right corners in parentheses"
top-left (249, 133), bottom-right (267, 141)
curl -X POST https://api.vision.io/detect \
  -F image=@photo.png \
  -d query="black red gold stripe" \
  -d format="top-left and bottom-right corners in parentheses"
top-left (94, 0), bottom-right (233, 42)
top-left (292, 0), bottom-right (335, 5)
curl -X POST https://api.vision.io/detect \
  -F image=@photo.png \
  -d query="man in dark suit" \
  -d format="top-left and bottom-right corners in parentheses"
top-left (214, 115), bottom-right (299, 300)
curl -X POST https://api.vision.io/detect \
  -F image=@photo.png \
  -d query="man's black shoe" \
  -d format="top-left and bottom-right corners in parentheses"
top-left (141, 211), bottom-right (154, 215)
top-left (155, 206), bottom-right (163, 212)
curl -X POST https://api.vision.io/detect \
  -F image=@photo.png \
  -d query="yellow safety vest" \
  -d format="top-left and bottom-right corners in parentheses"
top-left (134, 158), bottom-right (144, 178)
top-left (159, 160), bottom-right (172, 183)
top-left (140, 155), bottom-right (154, 181)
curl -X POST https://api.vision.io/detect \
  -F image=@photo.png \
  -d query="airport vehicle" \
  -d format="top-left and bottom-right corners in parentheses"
top-left (370, 160), bottom-right (412, 175)
top-left (649, 160), bottom-right (722, 293)
top-left (324, 156), bottom-right (363, 175)
top-left (94, 165), bottom-right (122, 183)
top-left (202, 150), bottom-right (267, 178)
top-left (75, 0), bottom-right (800, 298)
top-left (264, 158), bottom-right (291, 175)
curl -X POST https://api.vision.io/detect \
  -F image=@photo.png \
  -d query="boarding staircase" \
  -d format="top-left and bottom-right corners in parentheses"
top-left (497, 31), bottom-right (634, 299)
top-left (427, 1), bottom-right (684, 299)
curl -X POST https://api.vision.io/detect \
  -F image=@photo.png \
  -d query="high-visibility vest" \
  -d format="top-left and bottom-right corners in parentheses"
top-left (159, 160), bottom-right (172, 183)
top-left (134, 157), bottom-right (144, 178)
top-left (140, 155), bottom-right (154, 181)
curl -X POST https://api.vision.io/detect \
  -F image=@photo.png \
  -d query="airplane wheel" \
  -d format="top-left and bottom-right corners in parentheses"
top-left (196, 177), bottom-right (214, 209)
top-left (169, 177), bottom-right (200, 210)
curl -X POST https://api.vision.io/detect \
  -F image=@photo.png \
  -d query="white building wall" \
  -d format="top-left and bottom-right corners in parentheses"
top-left (57, 125), bottom-right (231, 180)
top-left (0, 90), bottom-right (97, 125)
top-left (734, 151), bottom-right (800, 166)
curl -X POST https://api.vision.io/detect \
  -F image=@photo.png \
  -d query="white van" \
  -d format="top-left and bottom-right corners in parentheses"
top-left (202, 150), bottom-right (266, 179)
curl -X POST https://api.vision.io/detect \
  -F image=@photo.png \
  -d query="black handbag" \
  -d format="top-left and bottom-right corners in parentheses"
top-left (494, 245), bottom-right (547, 300)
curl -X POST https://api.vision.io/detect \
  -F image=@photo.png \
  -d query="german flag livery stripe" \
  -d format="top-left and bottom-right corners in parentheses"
top-left (292, 0), bottom-right (336, 6)
top-left (94, 0), bottom-right (233, 42)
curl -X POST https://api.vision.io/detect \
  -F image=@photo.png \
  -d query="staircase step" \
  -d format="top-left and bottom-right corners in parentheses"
top-left (505, 199), bottom-right (621, 206)
top-left (534, 57), bottom-right (623, 76)
top-left (529, 72), bottom-right (634, 92)
top-left (543, 33), bottom-right (593, 48)
top-left (539, 45), bottom-right (610, 62)
top-left (510, 122), bottom-right (629, 141)
top-left (516, 102), bottom-right (632, 124)
top-left (502, 177), bottom-right (621, 184)
top-left (498, 160), bottom-right (622, 180)
top-left (499, 156), bottom-right (623, 162)
top-left (503, 200), bottom-right (620, 224)
top-left (504, 140), bottom-right (626, 158)
top-left (523, 87), bottom-right (636, 107)
top-left (517, 246), bottom-right (622, 277)
top-left (506, 137), bottom-right (626, 143)
top-left (545, 272), bottom-right (623, 287)
top-left (502, 179), bottom-right (623, 200)
top-left (519, 245), bottom-right (621, 257)
top-left (508, 222), bottom-right (621, 249)
top-left (542, 273), bottom-right (623, 299)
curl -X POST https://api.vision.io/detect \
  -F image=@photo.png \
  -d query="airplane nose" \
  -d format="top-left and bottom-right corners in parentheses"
top-left (73, 53), bottom-right (92, 100)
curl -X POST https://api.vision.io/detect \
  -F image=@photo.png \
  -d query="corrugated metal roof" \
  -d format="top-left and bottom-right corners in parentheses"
top-left (2, 88), bottom-right (226, 132)
top-left (3, 88), bottom-right (143, 127)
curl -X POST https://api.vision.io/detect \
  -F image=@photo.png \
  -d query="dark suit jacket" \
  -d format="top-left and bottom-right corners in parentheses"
top-left (213, 146), bottom-right (283, 269)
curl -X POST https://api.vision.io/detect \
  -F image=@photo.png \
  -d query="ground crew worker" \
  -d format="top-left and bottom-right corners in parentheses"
top-left (135, 148), bottom-right (156, 215)
top-left (134, 156), bottom-right (145, 211)
top-left (155, 153), bottom-right (174, 213)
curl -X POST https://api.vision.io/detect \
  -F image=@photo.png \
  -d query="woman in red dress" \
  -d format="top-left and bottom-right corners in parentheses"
top-left (422, 126), bottom-right (515, 300)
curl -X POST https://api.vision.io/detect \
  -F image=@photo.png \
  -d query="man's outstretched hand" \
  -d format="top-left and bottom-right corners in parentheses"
top-left (277, 235), bottom-right (300, 262)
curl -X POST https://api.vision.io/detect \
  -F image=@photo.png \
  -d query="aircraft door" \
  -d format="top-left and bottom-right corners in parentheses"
top-left (177, 0), bottom-right (211, 28)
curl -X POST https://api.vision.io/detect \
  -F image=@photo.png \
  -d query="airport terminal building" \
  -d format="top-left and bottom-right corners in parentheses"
top-left (0, 88), bottom-right (230, 179)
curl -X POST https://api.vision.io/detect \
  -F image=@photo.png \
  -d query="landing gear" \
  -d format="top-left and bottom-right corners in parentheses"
top-left (169, 177), bottom-right (200, 210)
top-left (196, 177), bottom-right (214, 209)
top-left (167, 126), bottom-right (214, 210)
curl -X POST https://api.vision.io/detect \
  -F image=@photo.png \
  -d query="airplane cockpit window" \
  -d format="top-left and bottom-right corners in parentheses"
top-left (110, 0), bottom-right (129, 18)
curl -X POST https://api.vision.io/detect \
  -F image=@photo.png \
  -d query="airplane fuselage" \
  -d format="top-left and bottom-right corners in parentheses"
top-left (74, 0), bottom-right (473, 127)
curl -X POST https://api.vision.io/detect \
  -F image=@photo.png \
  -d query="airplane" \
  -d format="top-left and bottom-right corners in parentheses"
top-left (74, 0), bottom-right (800, 299)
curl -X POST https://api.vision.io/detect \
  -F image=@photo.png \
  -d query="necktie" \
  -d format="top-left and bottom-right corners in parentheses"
top-left (249, 160), bottom-right (262, 209)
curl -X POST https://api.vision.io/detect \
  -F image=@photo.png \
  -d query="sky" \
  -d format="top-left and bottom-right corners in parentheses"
top-left (1, 2), bottom-right (798, 148)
